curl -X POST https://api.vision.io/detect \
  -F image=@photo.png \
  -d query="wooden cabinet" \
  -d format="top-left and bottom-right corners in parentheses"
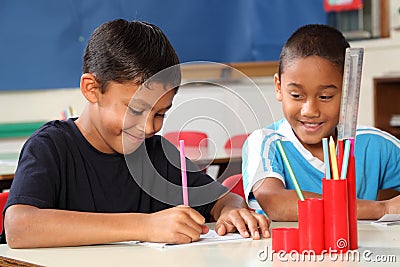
top-left (373, 76), bottom-right (400, 139)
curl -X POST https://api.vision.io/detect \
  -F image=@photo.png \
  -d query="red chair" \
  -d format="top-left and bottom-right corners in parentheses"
top-left (224, 133), bottom-right (250, 150)
top-left (221, 174), bottom-right (245, 200)
top-left (163, 131), bottom-right (208, 148)
top-left (164, 131), bottom-right (209, 172)
top-left (0, 192), bottom-right (9, 233)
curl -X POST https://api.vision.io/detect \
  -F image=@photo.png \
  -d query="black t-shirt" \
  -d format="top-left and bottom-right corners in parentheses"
top-left (1, 119), bottom-right (227, 243)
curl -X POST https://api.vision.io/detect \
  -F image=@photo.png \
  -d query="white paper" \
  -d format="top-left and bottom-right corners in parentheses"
top-left (372, 214), bottom-right (400, 226)
top-left (137, 230), bottom-right (247, 248)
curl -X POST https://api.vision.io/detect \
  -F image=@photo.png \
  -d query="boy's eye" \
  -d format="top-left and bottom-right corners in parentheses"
top-left (289, 92), bottom-right (302, 99)
top-left (129, 107), bottom-right (143, 116)
top-left (320, 95), bottom-right (333, 101)
top-left (155, 113), bottom-right (166, 118)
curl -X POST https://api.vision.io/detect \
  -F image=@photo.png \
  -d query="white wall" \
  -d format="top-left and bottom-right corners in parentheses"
top-left (350, 33), bottom-right (400, 126)
top-left (161, 78), bottom-right (282, 149)
top-left (0, 88), bottom-right (85, 123)
top-left (352, 0), bottom-right (400, 126)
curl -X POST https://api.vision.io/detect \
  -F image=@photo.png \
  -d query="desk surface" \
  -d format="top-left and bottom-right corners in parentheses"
top-left (0, 152), bottom-right (18, 180)
top-left (185, 146), bottom-right (242, 166)
top-left (0, 221), bottom-right (399, 267)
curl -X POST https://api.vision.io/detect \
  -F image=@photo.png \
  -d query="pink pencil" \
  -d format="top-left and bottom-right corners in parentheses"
top-left (179, 140), bottom-right (189, 206)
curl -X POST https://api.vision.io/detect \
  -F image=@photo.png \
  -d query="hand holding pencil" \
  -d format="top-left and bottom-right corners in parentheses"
top-left (178, 140), bottom-right (270, 241)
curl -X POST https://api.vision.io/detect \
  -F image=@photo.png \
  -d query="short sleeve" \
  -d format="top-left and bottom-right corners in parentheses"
top-left (242, 129), bottom-right (285, 210)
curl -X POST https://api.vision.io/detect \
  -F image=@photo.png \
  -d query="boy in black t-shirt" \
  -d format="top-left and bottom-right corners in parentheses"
top-left (3, 19), bottom-right (269, 248)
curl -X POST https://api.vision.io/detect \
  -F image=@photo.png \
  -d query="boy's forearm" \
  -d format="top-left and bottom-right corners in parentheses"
top-left (356, 199), bottom-right (385, 220)
top-left (258, 190), bottom-right (387, 221)
top-left (5, 205), bottom-right (149, 248)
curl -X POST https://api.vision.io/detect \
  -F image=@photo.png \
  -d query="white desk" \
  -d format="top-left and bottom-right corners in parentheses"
top-left (0, 152), bottom-right (18, 191)
top-left (0, 221), bottom-right (399, 267)
top-left (0, 138), bottom-right (23, 185)
top-left (186, 147), bottom-right (242, 180)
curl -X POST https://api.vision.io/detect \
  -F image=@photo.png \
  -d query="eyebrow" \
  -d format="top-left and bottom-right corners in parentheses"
top-left (287, 82), bottom-right (302, 88)
top-left (130, 99), bottom-right (173, 111)
top-left (287, 82), bottom-right (339, 90)
top-left (319, 84), bottom-right (339, 90)
top-left (129, 99), bottom-right (152, 110)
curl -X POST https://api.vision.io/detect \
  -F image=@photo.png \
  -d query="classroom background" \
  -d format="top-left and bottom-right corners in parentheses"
top-left (1, 0), bottom-right (400, 154)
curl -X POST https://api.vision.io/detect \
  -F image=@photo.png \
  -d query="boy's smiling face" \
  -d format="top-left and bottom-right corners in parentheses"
top-left (122, 82), bottom-right (175, 154)
top-left (275, 56), bottom-right (342, 149)
top-left (77, 75), bottom-right (175, 155)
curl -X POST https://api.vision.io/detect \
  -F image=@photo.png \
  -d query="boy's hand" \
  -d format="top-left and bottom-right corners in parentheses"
top-left (215, 207), bottom-right (270, 239)
top-left (211, 192), bottom-right (270, 239)
top-left (383, 194), bottom-right (400, 215)
top-left (146, 206), bottom-right (208, 244)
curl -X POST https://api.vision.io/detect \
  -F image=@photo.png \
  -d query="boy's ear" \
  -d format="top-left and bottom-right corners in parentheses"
top-left (274, 73), bottom-right (283, 102)
top-left (80, 73), bottom-right (100, 103)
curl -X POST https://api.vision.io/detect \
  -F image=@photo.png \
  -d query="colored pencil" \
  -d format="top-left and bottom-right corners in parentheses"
top-left (337, 139), bottom-right (344, 177)
top-left (340, 139), bottom-right (351, 179)
top-left (329, 136), bottom-right (339, 180)
top-left (179, 140), bottom-right (189, 206)
top-left (276, 140), bottom-right (305, 201)
top-left (322, 137), bottom-right (331, 179)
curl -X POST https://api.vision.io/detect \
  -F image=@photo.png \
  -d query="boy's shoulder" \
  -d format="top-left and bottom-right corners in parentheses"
top-left (250, 119), bottom-right (291, 140)
top-left (23, 119), bottom-right (80, 149)
top-left (265, 118), bottom-right (287, 131)
top-left (356, 126), bottom-right (400, 147)
top-left (246, 119), bottom-right (293, 149)
top-left (28, 119), bottom-right (73, 137)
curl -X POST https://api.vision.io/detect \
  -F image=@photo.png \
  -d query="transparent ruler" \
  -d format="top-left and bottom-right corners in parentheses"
top-left (338, 48), bottom-right (364, 140)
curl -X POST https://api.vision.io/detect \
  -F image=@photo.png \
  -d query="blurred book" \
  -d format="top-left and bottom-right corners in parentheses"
top-left (372, 214), bottom-right (400, 226)
top-left (61, 106), bottom-right (78, 121)
top-left (390, 114), bottom-right (400, 127)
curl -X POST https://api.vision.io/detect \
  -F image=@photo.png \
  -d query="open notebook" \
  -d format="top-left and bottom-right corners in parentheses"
top-left (116, 230), bottom-right (248, 248)
top-left (371, 214), bottom-right (400, 226)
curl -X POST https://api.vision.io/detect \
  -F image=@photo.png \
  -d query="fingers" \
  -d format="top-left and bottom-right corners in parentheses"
top-left (214, 221), bottom-right (228, 236)
top-left (215, 209), bottom-right (251, 238)
top-left (176, 205), bottom-right (205, 225)
top-left (215, 208), bottom-right (270, 240)
top-left (174, 216), bottom-right (210, 243)
top-left (174, 222), bottom-right (203, 243)
top-left (173, 206), bottom-right (206, 243)
top-left (201, 224), bottom-right (210, 235)
top-left (236, 210), bottom-right (259, 239)
top-left (168, 223), bottom-right (209, 244)
top-left (149, 206), bottom-right (207, 244)
top-left (255, 213), bottom-right (271, 238)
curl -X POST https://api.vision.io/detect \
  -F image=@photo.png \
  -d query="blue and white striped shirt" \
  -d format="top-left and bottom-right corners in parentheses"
top-left (242, 119), bottom-right (400, 211)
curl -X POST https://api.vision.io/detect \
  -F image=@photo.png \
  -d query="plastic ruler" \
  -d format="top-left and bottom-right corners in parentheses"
top-left (338, 48), bottom-right (364, 140)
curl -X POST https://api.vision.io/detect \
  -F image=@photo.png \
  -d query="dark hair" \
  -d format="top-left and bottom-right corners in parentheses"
top-left (83, 19), bottom-right (181, 92)
top-left (278, 24), bottom-right (350, 80)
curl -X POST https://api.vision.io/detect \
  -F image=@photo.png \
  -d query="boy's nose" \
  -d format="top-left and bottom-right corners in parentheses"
top-left (301, 100), bottom-right (320, 118)
top-left (144, 117), bottom-right (155, 136)
top-left (135, 116), bottom-right (154, 138)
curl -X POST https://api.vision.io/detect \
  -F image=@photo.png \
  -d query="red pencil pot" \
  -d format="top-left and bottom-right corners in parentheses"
top-left (298, 198), bottom-right (325, 254)
top-left (272, 228), bottom-right (299, 253)
top-left (323, 178), bottom-right (349, 253)
top-left (346, 155), bottom-right (358, 250)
